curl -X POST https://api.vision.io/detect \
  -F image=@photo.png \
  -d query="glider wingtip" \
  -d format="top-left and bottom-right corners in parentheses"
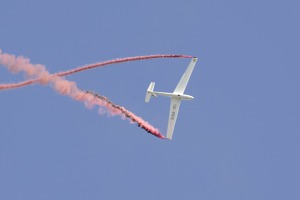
top-left (166, 136), bottom-right (172, 140)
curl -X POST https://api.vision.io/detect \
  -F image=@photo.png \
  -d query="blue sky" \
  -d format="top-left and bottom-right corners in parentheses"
top-left (1, 0), bottom-right (299, 199)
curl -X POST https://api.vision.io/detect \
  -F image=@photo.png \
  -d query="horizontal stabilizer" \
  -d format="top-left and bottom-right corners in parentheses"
top-left (145, 82), bottom-right (155, 102)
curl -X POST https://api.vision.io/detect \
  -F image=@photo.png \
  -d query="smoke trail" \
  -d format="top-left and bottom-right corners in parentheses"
top-left (86, 91), bottom-right (165, 139)
top-left (0, 52), bottom-right (193, 90)
top-left (0, 49), bottom-right (168, 139)
top-left (0, 50), bottom-right (193, 139)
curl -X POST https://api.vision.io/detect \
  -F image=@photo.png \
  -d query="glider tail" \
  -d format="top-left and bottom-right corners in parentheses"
top-left (145, 82), bottom-right (156, 103)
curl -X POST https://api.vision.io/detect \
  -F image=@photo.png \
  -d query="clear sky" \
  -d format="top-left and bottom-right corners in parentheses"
top-left (0, 0), bottom-right (299, 199)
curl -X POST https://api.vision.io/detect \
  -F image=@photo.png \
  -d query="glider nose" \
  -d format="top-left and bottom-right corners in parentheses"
top-left (186, 95), bottom-right (194, 100)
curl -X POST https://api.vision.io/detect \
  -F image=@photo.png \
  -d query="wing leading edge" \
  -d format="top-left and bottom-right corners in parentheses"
top-left (167, 97), bottom-right (181, 140)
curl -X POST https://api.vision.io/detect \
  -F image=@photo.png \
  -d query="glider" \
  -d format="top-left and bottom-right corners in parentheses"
top-left (145, 57), bottom-right (197, 140)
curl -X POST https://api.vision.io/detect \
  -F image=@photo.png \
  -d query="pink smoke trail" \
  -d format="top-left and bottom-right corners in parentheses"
top-left (0, 49), bottom-right (192, 139)
top-left (0, 52), bottom-right (193, 90)
top-left (86, 91), bottom-right (164, 139)
top-left (0, 49), bottom-right (166, 139)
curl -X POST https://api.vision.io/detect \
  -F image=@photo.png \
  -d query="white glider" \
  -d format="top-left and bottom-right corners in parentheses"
top-left (145, 58), bottom-right (197, 140)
